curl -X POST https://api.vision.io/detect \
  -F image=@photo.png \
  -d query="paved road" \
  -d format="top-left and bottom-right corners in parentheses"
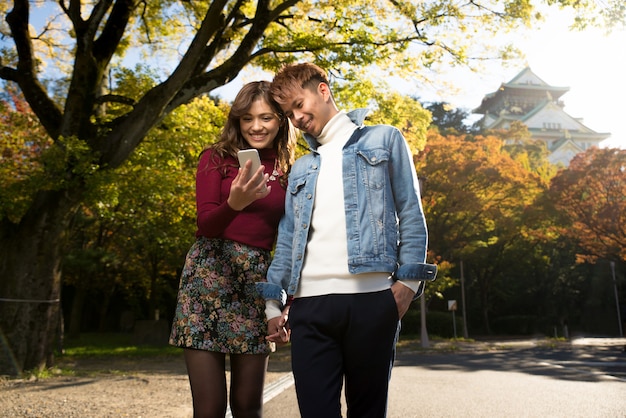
top-left (260, 337), bottom-right (626, 417)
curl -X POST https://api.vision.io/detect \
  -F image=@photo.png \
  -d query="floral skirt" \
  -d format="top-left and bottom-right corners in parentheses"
top-left (169, 237), bottom-right (272, 354)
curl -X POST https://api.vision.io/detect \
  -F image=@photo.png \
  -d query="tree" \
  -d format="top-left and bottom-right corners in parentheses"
top-left (549, 147), bottom-right (626, 263)
top-left (495, 121), bottom-right (557, 181)
top-left (424, 101), bottom-right (474, 135)
top-left (62, 91), bottom-right (226, 335)
top-left (0, 0), bottom-right (616, 375)
top-left (415, 131), bottom-right (546, 333)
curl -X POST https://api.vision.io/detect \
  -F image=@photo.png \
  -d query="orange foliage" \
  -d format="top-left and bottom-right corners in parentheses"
top-left (415, 131), bottom-right (546, 261)
top-left (549, 148), bottom-right (626, 263)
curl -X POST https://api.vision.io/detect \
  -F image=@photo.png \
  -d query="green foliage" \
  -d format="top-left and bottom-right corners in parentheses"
top-left (496, 121), bottom-right (557, 181)
top-left (401, 308), bottom-right (464, 339)
top-left (427, 260), bottom-right (456, 298)
top-left (62, 333), bottom-right (180, 357)
top-left (491, 315), bottom-right (540, 335)
top-left (40, 136), bottom-right (100, 187)
top-left (97, 65), bottom-right (162, 121)
top-left (62, 82), bottom-right (229, 326)
top-left (367, 92), bottom-right (431, 154)
top-left (424, 101), bottom-right (473, 135)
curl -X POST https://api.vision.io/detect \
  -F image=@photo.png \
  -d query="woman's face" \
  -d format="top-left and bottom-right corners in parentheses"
top-left (240, 98), bottom-right (281, 149)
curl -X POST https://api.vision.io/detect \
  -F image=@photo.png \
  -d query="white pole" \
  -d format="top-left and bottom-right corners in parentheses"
top-left (420, 287), bottom-right (429, 348)
top-left (610, 261), bottom-right (623, 337)
top-left (460, 260), bottom-right (469, 339)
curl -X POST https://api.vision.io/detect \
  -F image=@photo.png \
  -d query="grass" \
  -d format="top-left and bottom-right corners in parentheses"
top-left (535, 336), bottom-right (569, 349)
top-left (61, 333), bottom-right (180, 357)
top-left (16, 333), bottom-right (182, 379)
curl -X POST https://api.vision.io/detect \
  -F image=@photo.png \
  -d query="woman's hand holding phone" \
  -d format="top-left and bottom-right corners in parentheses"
top-left (227, 150), bottom-right (270, 211)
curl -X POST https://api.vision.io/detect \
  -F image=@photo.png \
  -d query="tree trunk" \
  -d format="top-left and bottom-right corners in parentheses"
top-left (0, 190), bottom-right (79, 375)
top-left (149, 255), bottom-right (159, 320)
top-left (68, 286), bottom-right (86, 338)
top-left (482, 306), bottom-right (491, 335)
top-left (97, 288), bottom-right (113, 332)
top-left (479, 286), bottom-right (492, 335)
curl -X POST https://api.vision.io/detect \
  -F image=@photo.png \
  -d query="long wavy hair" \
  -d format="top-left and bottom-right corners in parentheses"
top-left (207, 81), bottom-right (296, 181)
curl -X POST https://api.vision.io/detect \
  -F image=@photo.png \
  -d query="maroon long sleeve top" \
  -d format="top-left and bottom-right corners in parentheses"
top-left (195, 148), bottom-right (286, 251)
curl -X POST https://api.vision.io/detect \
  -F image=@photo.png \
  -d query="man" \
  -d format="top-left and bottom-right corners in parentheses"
top-left (260, 63), bottom-right (436, 417)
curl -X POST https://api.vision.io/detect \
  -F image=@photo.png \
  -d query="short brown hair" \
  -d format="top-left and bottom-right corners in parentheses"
top-left (270, 63), bottom-right (329, 105)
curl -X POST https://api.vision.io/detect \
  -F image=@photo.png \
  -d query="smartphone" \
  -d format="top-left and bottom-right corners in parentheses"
top-left (237, 149), bottom-right (262, 182)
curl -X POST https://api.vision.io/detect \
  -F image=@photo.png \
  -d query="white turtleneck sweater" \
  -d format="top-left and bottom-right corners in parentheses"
top-left (295, 111), bottom-right (391, 298)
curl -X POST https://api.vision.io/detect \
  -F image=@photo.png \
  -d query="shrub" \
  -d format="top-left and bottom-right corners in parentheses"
top-left (400, 309), bottom-right (463, 339)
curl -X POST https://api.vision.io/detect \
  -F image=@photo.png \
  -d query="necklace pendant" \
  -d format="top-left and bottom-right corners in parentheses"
top-left (269, 169), bottom-right (279, 182)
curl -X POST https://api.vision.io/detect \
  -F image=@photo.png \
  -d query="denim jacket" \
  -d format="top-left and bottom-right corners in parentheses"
top-left (257, 109), bottom-right (436, 306)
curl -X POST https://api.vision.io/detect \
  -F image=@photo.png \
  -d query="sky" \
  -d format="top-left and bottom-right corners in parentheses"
top-left (437, 9), bottom-right (626, 150)
top-left (213, 7), bottom-right (626, 150)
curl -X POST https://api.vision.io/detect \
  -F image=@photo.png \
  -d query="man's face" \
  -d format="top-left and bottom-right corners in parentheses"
top-left (279, 82), bottom-right (335, 137)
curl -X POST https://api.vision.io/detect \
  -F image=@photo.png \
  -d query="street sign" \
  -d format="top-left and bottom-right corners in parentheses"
top-left (448, 300), bottom-right (458, 338)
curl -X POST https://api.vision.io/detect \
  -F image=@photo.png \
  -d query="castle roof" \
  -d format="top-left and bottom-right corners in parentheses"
top-left (474, 67), bottom-right (570, 114)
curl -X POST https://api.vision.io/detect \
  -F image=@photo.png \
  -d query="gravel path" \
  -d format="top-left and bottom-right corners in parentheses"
top-left (1, 348), bottom-right (293, 418)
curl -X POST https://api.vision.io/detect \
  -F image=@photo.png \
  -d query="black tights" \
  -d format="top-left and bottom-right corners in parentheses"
top-left (183, 348), bottom-right (269, 418)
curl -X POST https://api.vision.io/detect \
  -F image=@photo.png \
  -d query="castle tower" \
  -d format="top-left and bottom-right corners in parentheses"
top-left (474, 67), bottom-right (610, 166)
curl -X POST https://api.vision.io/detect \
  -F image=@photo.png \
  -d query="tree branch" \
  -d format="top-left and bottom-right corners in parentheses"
top-left (93, 0), bottom-right (134, 62)
top-left (167, 0), bottom-right (277, 111)
top-left (98, 0), bottom-right (233, 168)
top-left (5, 0), bottom-right (62, 139)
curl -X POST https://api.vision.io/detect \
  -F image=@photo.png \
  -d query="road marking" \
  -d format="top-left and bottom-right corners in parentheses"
top-left (537, 361), bottom-right (626, 382)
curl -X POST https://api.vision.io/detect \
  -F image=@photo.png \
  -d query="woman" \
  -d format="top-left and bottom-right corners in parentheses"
top-left (169, 81), bottom-right (295, 417)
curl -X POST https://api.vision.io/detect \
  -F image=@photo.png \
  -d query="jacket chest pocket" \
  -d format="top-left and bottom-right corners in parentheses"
top-left (287, 174), bottom-right (311, 220)
top-left (357, 148), bottom-right (390, 190)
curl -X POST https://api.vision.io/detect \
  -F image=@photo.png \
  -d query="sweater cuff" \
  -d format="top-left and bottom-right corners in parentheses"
top-left (265, 299), bottom-right (283, 320)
